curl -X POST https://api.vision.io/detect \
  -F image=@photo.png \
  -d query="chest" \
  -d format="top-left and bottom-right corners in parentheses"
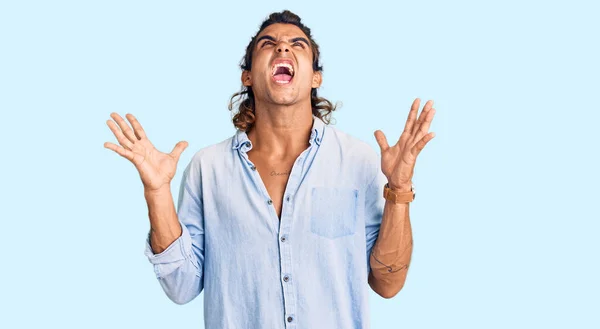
top-left (248, 154), bottom-right (297, 219)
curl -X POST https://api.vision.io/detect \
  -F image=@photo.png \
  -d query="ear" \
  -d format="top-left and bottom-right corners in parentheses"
top-left (242, 70), bottom-right (252, 87)
top-left (312, 71), bottom-right (322, 89)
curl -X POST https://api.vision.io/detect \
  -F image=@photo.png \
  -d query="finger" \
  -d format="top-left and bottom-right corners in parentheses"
top-left (104, 141), bottom-right (134, 162)
top-left (402, 98), bottom-right (421, 134)
top-left (169, 141), bottom-right (189, 162)
top-left (110, 112), bottom-right (138, 144)
top-left (410, 100), bottom-right (434, 136)
top-left (411, 132), bottom-right (435, 157)
top-left (125, 113), bottom-right (147, 140)
top-left (106, 120), bottom-right (134, 150)
top-left (411, 107), bottom-right (436, 145)
top-left (374, 130), bottom-right (389, 152)
top-left (104, 141), bottom-right (146, 166)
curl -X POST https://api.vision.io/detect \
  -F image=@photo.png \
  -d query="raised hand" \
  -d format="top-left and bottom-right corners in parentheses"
top-left (374, 98), bottom-right (436, 191)
top-left (104, 113), bottom-right (188, 192)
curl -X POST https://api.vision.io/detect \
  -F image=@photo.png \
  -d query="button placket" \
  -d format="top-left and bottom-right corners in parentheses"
top-left (277, 140), bottom-right (319, 328)
top-left (279, 196), bottom-right (296, 327)
top-left (280, 225), bottom-right (296, 327)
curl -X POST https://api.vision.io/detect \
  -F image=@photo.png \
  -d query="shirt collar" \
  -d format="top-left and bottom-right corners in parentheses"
top-left (232, 114), bottom-right (326, 150)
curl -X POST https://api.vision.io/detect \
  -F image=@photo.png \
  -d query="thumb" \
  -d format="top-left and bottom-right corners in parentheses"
top-left (374, 130), bottom-right (389, 152)
top-left (170, 141), bottom-right (188, 162)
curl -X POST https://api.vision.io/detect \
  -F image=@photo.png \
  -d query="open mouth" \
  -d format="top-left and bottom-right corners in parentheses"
top-left (271, 62), bottom-right (294, 84)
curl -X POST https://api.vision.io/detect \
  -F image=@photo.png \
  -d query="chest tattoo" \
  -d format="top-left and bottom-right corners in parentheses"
top-left (270, 170), bottom-right (290, 176)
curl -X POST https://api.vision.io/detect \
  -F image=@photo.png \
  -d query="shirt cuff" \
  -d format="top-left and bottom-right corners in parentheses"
top-left (144, 221), bottom-right (191, 267)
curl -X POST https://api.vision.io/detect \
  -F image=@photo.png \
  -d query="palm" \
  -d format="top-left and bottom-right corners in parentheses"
top-left (380, 143), bottom-right (415, 185)
top-left (374, 98), bottom-right (436, 189)
top-left (130, 138), bottom-right (177, 190)
top-left (104, 113), bottom-right (188, 191)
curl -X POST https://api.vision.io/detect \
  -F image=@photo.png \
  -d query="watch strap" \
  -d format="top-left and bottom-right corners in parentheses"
top-left (383, 183), bottom-right (415, 203)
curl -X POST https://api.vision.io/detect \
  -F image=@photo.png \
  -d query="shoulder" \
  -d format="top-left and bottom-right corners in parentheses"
top-left (323, 125), bottom-right (382, 184)
top-left (324, 125), bottom-right (379, 165)
top-left (184, 134), bottom-right (237, 171)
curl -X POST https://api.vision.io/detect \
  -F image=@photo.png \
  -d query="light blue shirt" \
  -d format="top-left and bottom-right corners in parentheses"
top-left (144, 115), bottom-right (388, 329)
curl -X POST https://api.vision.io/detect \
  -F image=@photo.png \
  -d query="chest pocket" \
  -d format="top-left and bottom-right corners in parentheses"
top-left (310, 187), bottom-right (359, 239)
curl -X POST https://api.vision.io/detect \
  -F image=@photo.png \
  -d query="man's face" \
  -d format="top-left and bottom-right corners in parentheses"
top-left (242, 23), bottom-right (321, 108)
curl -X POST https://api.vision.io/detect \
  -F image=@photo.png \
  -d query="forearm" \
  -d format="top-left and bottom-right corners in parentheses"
top-left (369, 198), bottom-right (413, 296)
top-left (145, 187), bottom-right (183, 254)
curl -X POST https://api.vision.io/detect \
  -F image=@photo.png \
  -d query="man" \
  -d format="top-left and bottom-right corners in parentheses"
top-left (104, 10), bottom-right (435, 329)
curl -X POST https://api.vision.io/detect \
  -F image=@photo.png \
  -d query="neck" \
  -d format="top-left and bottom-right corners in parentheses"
top-left (246, 101), bottom-right (314, 159)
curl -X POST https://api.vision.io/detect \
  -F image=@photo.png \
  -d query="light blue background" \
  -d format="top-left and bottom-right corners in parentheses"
top-left (1, 0), bottom-right (598, 328)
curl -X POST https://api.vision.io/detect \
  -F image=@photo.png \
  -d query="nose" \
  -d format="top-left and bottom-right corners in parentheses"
top-left (277, 43), bottom-right (290, 53)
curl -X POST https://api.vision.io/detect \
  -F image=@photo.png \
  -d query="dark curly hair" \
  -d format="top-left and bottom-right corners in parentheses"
top-left (228, 10), bottom-right (337, 132)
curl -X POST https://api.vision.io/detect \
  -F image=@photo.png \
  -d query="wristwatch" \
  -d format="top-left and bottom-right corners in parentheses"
top-left (383, 183), bottom-right (415, 203)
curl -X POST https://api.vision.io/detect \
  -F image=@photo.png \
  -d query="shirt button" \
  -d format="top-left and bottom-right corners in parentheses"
top-left (267, 199), bottom-right (273, 205)
top-left (287, 316), bottom-right (293, 323)
top-left (280, 236), bottom-right (286, 242)
top-left (285, 195), bottom-right (290, 202)
top-left (245, 142), bottom-right (251, 147)
top-left (283, 275), bottom-right (290, 282)
top-left (250, 165), bottom-right (256, 171)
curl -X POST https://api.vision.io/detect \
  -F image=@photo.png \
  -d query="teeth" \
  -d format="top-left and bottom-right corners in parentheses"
top-left (272, 63), bottom-right (294, 76)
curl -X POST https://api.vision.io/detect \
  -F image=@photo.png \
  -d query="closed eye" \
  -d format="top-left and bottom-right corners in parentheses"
top-left (261, 40), bottom-right (275, 48)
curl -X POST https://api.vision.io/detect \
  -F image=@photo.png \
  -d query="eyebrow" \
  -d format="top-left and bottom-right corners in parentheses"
top-left (256, 35), bottom-right (310, 47)
top-left (290, 37), bottom-right (310, 46)
top-left (256, 35), bottom-right (276, 45)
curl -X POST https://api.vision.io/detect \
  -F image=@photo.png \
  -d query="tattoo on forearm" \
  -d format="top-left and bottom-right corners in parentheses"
top-left (270, 170), bottom-right (289, 176)
top-left (371, 251), bottom-right (409, 273)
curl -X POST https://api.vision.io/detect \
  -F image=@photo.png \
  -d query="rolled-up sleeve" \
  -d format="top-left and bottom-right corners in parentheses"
top-left (143, 156), bottom-right (205, 305)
